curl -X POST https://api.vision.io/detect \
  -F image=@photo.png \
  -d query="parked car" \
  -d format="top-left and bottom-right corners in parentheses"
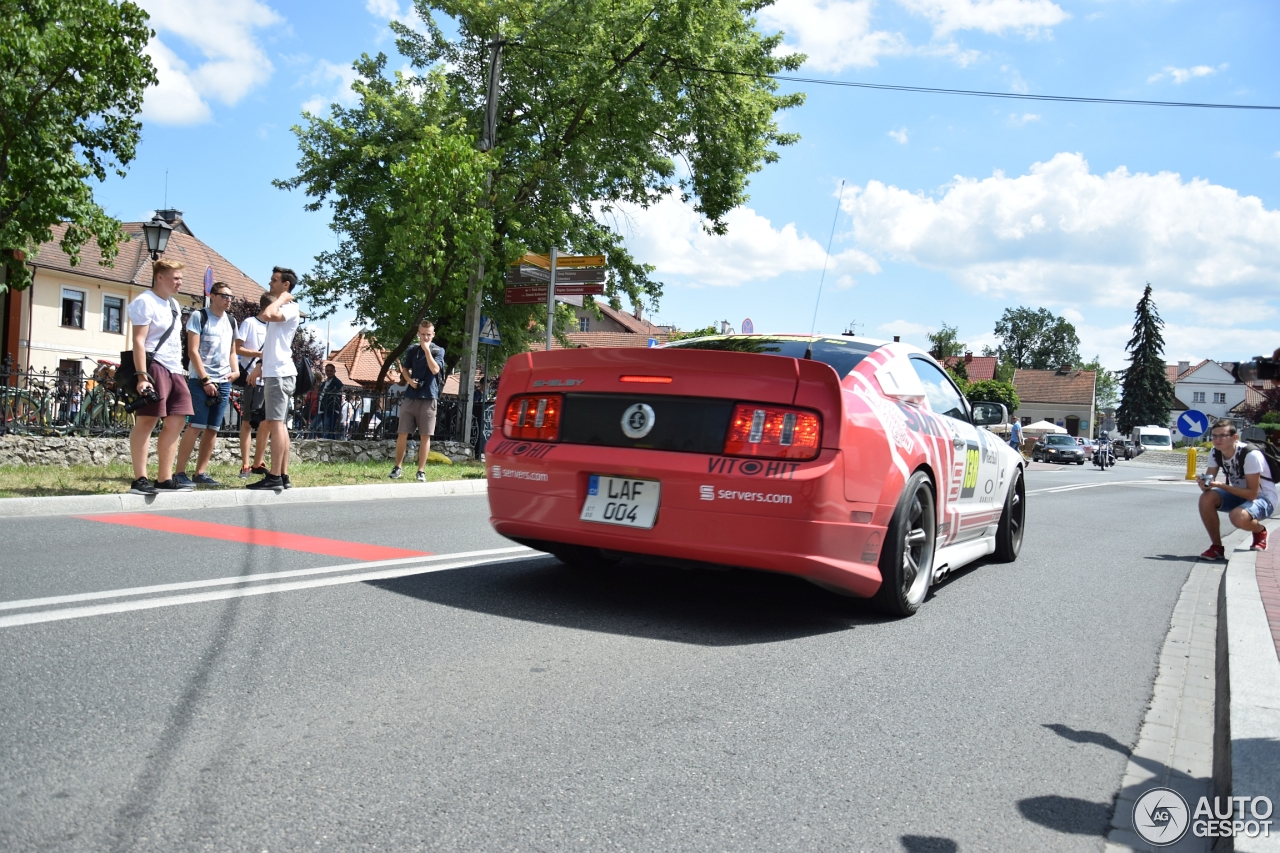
top-left (486, 334), bottom-right (1027, 617)
top-left (1032, 433), bottom-right (1087, 464)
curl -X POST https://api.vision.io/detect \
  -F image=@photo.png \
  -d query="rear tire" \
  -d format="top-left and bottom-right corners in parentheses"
top-left (993, 467), bottom-right (1025, 562)
top-left (872, 472), bottom-right (937, 617)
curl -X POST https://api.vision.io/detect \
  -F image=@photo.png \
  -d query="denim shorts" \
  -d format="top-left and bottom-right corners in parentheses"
top-left (187, 378), bottom-right (231, 431)
top-left (1213, 488), bottom-right (1276, 520)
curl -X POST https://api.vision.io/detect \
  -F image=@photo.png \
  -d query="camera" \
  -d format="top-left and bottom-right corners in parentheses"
top-left (1232, 348), bottom-right (1280, 383)
top-left (124, 387), bottom-right (159, 414)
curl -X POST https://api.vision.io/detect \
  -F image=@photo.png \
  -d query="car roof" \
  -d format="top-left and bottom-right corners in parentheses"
top-left (664, 333), bottom-right (918, 352)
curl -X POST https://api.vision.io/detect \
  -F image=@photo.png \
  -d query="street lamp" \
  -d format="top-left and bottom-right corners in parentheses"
top-left (141, 216), bottom-right (173, 260)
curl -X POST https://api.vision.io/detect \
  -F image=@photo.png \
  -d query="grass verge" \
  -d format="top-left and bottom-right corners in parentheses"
top-left (0, 459), bottom-right (485, 498)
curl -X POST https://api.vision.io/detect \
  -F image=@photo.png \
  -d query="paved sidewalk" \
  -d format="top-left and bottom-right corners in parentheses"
top-left (1106, 544), bottom-right (1233, 853)
top-left (0, 478), bottom-right (488, 518)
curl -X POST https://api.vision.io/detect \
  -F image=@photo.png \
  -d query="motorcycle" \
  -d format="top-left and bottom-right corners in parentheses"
top-left (1093, 441), bottom-right (1115, 470)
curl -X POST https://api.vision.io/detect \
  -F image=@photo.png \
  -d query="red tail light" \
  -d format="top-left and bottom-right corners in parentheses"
top-left (723, 403), bottom-right (821, 459)
top-left (503, 394), bottom-right (563, 441)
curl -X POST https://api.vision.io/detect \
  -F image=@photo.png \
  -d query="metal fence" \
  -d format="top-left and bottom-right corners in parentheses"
top-left (0, 360), bottom-right (495, 455)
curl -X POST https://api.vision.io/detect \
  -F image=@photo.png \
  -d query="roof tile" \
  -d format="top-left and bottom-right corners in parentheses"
top-left (1013, 368), bottom-right (1097, 405)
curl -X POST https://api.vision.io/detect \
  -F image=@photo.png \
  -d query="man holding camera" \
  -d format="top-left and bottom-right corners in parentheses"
top-left (389, 320), bottom-right (443, 482)
top-left (1198, 420), bottom-right (1274, 559)
top-left (246, 267), bottom-right (301, 491)
top-left (173, 282), bottom-right (240, 487)
top-left (126, 259), bottom-right (195, 495)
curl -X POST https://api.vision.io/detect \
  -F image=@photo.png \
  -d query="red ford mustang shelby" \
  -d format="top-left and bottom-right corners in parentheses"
top-left (485, 335), bottom-right (1026, 616)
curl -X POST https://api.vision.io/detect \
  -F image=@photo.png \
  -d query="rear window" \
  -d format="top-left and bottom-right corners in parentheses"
top-left (665, 336), bottom-right (876, 379)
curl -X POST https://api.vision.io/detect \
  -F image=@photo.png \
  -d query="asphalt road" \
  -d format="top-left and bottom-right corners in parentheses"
top-left (0, 460), bottom-right (1209, 852)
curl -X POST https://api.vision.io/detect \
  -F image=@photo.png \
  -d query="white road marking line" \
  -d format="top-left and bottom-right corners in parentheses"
top-left (0, 546), bottom-right (532, 613)
top-left (0, 550), bottom-right (554, 629)
top-left (1027, 479), bottom-right (1194, 495)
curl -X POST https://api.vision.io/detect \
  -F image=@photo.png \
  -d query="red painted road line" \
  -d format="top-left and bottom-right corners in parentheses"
top-left (76, 513), bottom-right (431, 561)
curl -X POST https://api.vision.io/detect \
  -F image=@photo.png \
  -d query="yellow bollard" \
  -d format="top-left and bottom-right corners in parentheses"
top-left (1186, 446), bottom-right (1198, 480)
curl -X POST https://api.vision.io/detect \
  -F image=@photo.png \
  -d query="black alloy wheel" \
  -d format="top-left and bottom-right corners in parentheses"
top-left (994, 467), bottom-right (1025, 562)
top-left (872, 471), bottom-right (937, 617)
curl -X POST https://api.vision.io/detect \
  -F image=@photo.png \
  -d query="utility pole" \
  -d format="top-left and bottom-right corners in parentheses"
top-left (459, 33), bottom-right (504, 450)
top-left (545, 248), bottom-right (558, 351)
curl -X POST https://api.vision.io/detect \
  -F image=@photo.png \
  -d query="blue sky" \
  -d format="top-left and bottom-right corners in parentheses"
top-left (97, 0), bottom-right (1280, 370)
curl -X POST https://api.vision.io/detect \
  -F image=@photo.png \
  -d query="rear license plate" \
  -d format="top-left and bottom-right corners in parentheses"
top-left (580, 475), bottom-right (661, 529)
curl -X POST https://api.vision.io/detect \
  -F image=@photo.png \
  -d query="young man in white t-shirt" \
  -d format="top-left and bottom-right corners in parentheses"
top-left (246, 266), bottom-right (301, 491)
top-left (173, 281), bottom-right (240, 487)
top-left (235, 295), bottom-right (271, 477)
top-left (1198, 419), bottom-right (1276, 559)
top-left (125, 259), bottom-right (195, 494)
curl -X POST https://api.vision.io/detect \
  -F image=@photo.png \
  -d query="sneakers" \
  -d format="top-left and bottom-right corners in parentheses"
top-left (1253, 530), bottom-right (1269, 552)
top-left (415, 470), bottom-right (426, 483)
top-left (389, 466), bottom-right (403, 480)
top-left (1200, 544), bottom-right (1226, 561)
top-left (246, 474), bottom-right (284, 491)
top-left (173, 472), bottom-right (194, 489)
top-left (251, 464), bottom-right (269, 475)
top-left (192, 473), bottom-right (222, 487)
top-left (282, 474), bottom-right (292, 490)
top-left (238, 466), bottom-right (252, 479)
top-left (155, 478), bottom-right (194, 492)
top-left (128, 477), bottom-right (157, 496)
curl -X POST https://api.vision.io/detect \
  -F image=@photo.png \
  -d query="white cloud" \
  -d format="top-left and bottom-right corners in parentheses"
top-left (759, 0), bottom-right (908, 72)
top-left (1148, 63), bottom-right (1226, 84)
top-left (609, 195), bottom-right (879, 287)
top-left (840, 152), bottom-right (1280, 307)
top-left (139, 0), bottom-right (284, 125)
top-left (897, 0), bottom-right (1069, 38)
top-left (1008, 112), bottom-right (1041, 126)
top-left (302, 60), bottom-right (361, 115)
top-left (365, 0), bottom-right (427, 35)
top-left (888, 127), bottom-right (910, 144)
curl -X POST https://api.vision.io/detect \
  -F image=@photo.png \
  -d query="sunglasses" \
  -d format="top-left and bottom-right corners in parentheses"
top-left (212, 292), bottom-right (232, 299)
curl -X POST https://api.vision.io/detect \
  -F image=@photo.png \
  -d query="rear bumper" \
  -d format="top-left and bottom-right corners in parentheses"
top-left (485, 443), bottom-right (886, 597)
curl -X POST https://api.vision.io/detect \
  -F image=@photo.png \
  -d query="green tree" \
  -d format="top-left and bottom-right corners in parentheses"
top-left (668, 323), bottom-right (721, 341)
top-left (964, 379), bottom-right (1019, 415)
top-left (1, 0), bottom-right (156, 292)
top-left (1077, 355), bottom-right (1118, 410)
top-left (276, 61), bottom-right (501, 387)
top-left (991, 307), bottom-right (1081, 370)
top-left (927, 322), bottom-right (966, 360)
top-left (1116, 284), bottom-right (1174, 433)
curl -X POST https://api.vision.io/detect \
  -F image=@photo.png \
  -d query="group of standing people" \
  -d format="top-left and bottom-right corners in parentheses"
top-left (125, 260), bottom-right (301, 495)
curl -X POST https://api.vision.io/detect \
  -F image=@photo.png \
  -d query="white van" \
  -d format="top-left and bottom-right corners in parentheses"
top-left (1131, 425), bottom-right (1173, 454)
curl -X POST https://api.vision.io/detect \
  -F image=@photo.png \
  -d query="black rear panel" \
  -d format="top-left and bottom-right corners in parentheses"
top-left (559, 393), bottom-right (734, 453)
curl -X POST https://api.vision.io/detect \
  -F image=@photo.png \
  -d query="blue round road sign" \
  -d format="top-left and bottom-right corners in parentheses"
top-left (1177, 409), bottom-right (1210, 438)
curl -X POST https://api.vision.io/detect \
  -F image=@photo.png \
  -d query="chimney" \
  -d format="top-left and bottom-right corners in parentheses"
top-left (633, 304), bottom-right (643, 322)
top-left (155, 208), bottom-right (183, 224)
top-left (1177, 360), bottom-right (1189, 376)
top-left (964, 351), bottom-right (973, 364)
top-left (893, 335), bottom-right (900, 343)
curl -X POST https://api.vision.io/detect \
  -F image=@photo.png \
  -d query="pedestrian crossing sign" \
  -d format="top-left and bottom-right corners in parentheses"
top-left (479, 315), bottom-right (502, 346)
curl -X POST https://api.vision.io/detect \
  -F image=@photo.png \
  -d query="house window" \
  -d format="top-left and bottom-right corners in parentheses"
top-left (1214, 392), bottom-right (1226, 404)
top-left (61, 288), bottom-right (85, 328)
top-left (102, 295), bottom-right (124, 334)
top-left (1192, 392), bottom-right (1205, 403)
top-left (578, 317), bottom-right (589, 332)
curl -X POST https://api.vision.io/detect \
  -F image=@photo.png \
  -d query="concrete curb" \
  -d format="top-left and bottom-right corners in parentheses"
top-left (0, 478), bottom-right (489, 518)
top-left (1218, 524), bottom-right (1280, 853)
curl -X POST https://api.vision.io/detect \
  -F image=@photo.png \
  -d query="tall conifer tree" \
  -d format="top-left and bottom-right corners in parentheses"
top-left (1116, 284), bottom-right (1174, 433)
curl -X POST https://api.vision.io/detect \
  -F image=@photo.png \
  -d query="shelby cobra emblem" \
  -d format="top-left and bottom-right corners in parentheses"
top-left (621, 403), bottom-right (656, 439)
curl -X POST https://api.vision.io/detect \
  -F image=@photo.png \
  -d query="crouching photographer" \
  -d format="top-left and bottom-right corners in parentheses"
top-left (125, 260), bottom-right (195, 495)
top-left (1197, 420), bottom-right (1276, 559)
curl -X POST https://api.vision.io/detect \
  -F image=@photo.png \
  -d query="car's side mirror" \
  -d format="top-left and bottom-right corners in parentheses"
top-left (971, 401), bottom-right (1009, 426)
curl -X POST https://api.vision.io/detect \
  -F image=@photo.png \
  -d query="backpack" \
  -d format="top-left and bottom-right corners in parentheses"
top-left (181, 308), bottom-right (207, 372)
top-left (292, 357), bottom-right (315, 397)
top-left (1213, 440), bottom-right (1280, 483)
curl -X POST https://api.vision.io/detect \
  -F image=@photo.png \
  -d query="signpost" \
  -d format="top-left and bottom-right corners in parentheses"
top-left (504, 253), bottom-right (609, 353)
top-left (1178, 409), bottom-right (1210, 439)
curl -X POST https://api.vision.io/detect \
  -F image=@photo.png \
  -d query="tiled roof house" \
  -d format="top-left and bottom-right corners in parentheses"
top-left (1013, 367), bottom-right (1097, 437)
top-left (941, 353), bottom-right (998, 382)
top-left (2, 210), bottom-right (266, 373)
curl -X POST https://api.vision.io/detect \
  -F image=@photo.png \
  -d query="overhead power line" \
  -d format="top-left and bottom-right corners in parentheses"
top-left (507, 42), bottom-right (1280, 111)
